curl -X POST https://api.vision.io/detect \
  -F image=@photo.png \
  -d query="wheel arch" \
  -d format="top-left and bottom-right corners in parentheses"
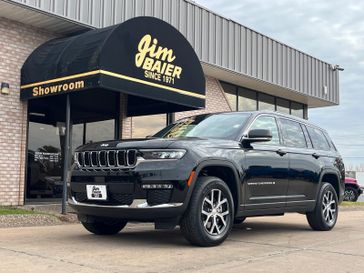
top-left (318, 170), bottom-right (342, 201)
top-left (191, 159), bottom-right (242, 215)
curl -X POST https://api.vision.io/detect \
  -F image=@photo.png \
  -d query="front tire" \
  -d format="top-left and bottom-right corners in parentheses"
top-left (81, 218), bottom-right (127, 235)
top-left (306, 183), bottom-right (338, 231)
top-left (180, 176), bottom-right (234, 247)
top-left (344, 187), bottom-right (359, 202)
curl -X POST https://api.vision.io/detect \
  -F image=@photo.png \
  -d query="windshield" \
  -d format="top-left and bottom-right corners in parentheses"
top-left (153, 113), bottom-right (251, 140)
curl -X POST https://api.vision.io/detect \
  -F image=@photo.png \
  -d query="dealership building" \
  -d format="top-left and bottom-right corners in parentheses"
top-left (0, 0), bottom-right (340, 205)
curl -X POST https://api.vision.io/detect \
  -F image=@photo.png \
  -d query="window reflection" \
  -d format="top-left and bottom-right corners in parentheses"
top-left (276, 98), bottom-right (290, 114)
top-left (220, 81), bottom-right (306, 118)
top-left (258, 93), bottom-right (275, 111)
top-left (85, 119), bottom-right (115, 143)
top-left (250, 116), bottom-right (280, 145)
top-left (280, 119), bottom-right (307, 148)
top-left (27, 122), bottom-right (62, 199)
top-left (27, 119), bottom-right (115, 200)
top-left (291, 102), bottom-right (304, 118)
top-left (238, 88), bottom-right (257, 111)
top-left (132, 114), bottom-right (167, 138)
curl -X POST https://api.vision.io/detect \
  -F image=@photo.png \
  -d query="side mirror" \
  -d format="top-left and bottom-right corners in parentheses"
top-left (242, 129), bottom-right (272, 146)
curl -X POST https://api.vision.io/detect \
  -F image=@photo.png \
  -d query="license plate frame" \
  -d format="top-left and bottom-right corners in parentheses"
top-left (86, 185), bottom-right (107, 200)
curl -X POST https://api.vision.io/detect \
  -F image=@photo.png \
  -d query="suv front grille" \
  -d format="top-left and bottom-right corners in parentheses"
top-left (75, 150), bottom-right (138, 171)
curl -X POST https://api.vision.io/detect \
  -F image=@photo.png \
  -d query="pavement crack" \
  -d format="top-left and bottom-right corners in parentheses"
top-left (0, 245), bottom-right (120, 273)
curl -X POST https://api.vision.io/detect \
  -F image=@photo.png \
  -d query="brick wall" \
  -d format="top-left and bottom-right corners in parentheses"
top-left (0, 18), bottom-right (56, 205)
top-left (119, 94), bottom-right (132, 139)
top-left (175, 76), bottom-right (232, 120)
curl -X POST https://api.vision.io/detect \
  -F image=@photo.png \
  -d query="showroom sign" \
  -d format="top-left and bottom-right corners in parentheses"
top-left (20, 16), bottom-right (205, 111)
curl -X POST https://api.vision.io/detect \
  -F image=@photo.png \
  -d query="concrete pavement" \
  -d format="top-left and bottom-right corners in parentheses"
top-left (0, 210), bottom-right (363, 273)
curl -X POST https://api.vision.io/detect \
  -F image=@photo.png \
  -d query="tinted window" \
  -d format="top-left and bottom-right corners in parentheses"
top-left (258, 93), bottom-right (275, 111)
top-left (307, 126), bottom-right (330, 151)
top-left (276, 98), bottom-right (290, 114)
top-left (250, 116), bottom-right (280, 145)
top-left (238, 88), bottom-right (257, 111)
top-left (132, 114), bottom-right (166, 138)
top-left (280, 119), bottom-right (307, 148)
top-left (85, 119), bottom-right (115, 143)
top-left (291, 102), bottom-right (304, 118)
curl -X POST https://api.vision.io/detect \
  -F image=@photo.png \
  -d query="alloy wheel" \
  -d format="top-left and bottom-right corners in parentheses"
top-left (322, 190), bottom-right (337, 225)
top-left (201, 189), bottom-right (230, 236)
top-left (344, 189), bottom-right (356, 201)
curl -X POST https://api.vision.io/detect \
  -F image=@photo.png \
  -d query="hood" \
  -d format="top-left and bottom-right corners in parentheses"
top-left (76, 137), bottom-right (240, 151)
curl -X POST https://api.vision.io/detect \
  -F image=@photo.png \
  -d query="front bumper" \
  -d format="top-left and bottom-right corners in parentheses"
top-left (69, 156), bottom-right (197, 220)
top-left (69, 197), bottom-right (185, 220)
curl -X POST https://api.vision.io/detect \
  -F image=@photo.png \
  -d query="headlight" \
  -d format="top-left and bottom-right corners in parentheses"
top-left (140, 149), bottom-right (186, 160)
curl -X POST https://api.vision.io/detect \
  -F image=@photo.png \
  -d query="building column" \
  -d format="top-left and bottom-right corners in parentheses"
top-left (119, 94), bottom-right (132, 139)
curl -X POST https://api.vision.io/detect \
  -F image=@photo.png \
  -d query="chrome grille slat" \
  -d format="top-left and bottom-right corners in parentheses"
top-left (75, 149), bottom-right (137, 171)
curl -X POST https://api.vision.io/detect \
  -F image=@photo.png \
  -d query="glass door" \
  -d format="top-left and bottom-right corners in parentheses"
top-left (26, 119), bottom-right (116, 200)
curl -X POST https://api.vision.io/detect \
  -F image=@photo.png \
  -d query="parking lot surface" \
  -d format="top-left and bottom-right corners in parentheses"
top-left (0, 210), bottom-right (363, 273)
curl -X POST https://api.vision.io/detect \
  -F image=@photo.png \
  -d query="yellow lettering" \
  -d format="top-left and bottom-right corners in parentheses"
top-left (32, 87), bottom-right (38, 96)
top-left (50, 86), bottom-right (58, 93)
top-left (165, 64), bottom-right (174, 76)
top-left (142, 57), bottom-right (154, 70)
top-left (75, 81), bottom-right (84, 89)
top-left (172, 66), bottom-right (182, 79)
top-left (135, 34), bottom-right (152, 67)
top-left (62, 84), bottom-right (68, 91)
top-left (155, 46), bottom-right (176, 62)
top-left (135, 34), bottom-right (176, 66)
top-left (38, 86), bottom-right (44, 95)
top-left (151, 61), bottom-right (162, 73)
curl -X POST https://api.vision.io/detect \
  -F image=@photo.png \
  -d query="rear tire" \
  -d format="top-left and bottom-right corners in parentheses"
top-left (180, 176), bottom-right (234, 247)
top-left (81, 218), bottom-right (127, 235)
top-left (344, 187), bottom-right (359, 202)
top-left (306, 183), bottom-right (338, 231)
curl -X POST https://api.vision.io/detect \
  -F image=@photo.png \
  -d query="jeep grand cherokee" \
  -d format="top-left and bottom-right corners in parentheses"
top-left (69, 111), bottom-right (345, 246)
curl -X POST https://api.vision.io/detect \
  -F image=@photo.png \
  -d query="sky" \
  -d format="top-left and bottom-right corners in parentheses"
top-left (197, 0), bottom-right (364, 169)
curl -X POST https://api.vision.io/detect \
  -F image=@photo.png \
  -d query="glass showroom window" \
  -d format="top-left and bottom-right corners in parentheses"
top-left (132, 114), bottom-right (167, 138)
top-left (291, 102), bottom-right (304, 118)
top-left (85, 119), bottom-right (116, 143)
top-left (276, 98), bottom-right (290, 114)
top-left (258, 93), bottom-right (275, 111)
top-left (238, 87), bottom-right (257, 111)
top-left (220, 81), bottom-right (307, 118)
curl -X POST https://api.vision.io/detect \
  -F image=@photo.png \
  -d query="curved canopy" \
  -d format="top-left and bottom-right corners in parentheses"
top-left (21, 16), bottom-right (205, 115)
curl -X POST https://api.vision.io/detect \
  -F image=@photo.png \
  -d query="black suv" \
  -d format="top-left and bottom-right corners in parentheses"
top-left (69, 111), bottom-right (345, 246)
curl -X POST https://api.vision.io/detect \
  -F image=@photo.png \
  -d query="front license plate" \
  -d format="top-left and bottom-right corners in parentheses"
top-left (86, 185), bottom-right (107, 200)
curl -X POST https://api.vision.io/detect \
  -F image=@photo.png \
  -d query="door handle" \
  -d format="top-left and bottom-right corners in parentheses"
top-left (276, 149), bottom-right (287, 156)
top-left (312, 153), bottom-right (320, 159)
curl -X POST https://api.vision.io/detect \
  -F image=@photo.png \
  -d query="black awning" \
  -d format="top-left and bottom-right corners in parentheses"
top-left (20, 16), bottom-right (205, 115)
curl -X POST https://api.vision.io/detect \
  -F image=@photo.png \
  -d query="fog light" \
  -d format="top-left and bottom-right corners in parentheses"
top-left (142, 184), bottom-right (173, 189)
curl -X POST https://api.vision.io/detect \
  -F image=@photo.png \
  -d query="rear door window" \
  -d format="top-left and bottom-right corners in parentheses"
top-left (307, 126), bottom-right (330, 151)
top-left (279, 118), bottom-right (307, 148)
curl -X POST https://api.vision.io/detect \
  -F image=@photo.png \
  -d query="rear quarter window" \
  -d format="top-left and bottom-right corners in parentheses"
top-left (307, 126), bottom-right (330, 151)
